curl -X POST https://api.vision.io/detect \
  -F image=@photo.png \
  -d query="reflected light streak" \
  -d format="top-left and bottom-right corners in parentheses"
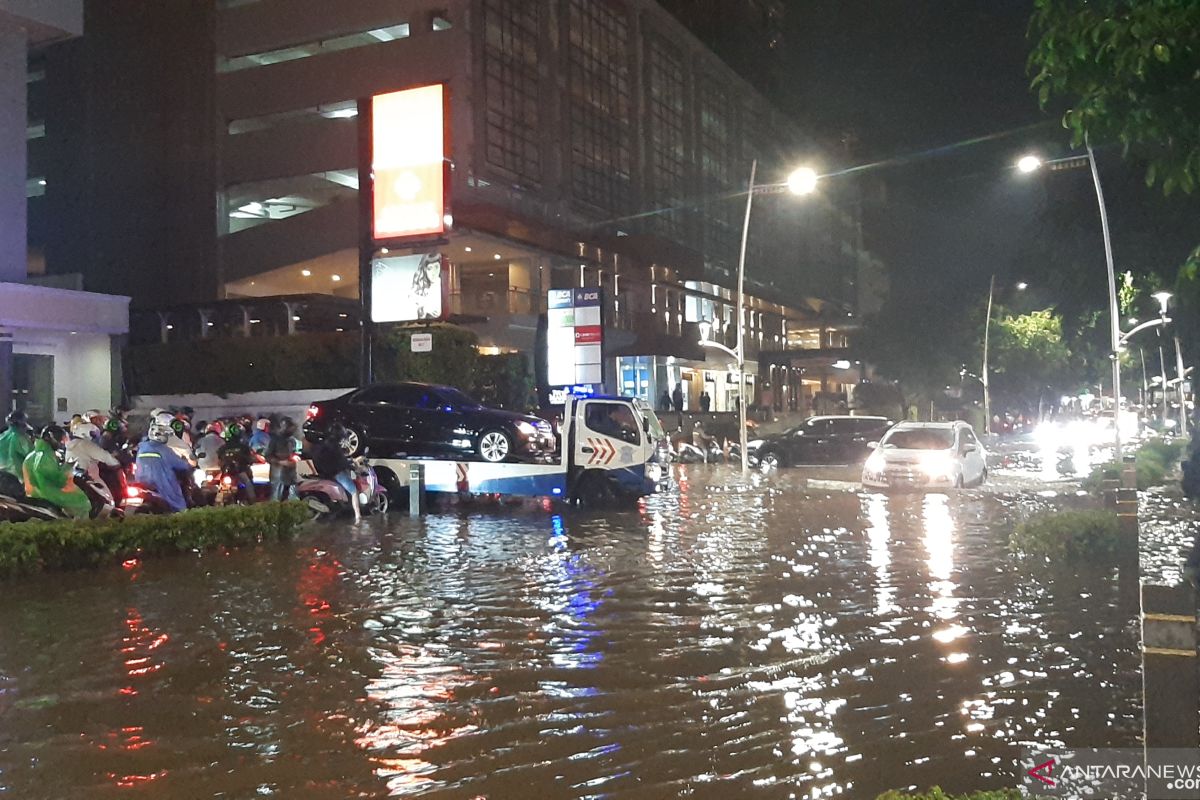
top-left (864, 494), bottom-right (897, 615)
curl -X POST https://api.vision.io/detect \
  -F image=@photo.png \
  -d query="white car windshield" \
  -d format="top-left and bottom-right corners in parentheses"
top-left (882, 429), bottom-right (955, 450)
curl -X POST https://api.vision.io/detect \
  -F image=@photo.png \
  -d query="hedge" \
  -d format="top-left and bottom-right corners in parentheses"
top-left (1083, 437), bottom-right (1184, 492)
top-left (876, 789), bottom-right (1021, 800)
top-left (0, 502), bottom-right (311, 576)
top-left (1009, 509), bottom-right (1122, 560)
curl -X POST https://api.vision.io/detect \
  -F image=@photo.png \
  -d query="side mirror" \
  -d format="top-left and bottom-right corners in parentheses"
top-left (867, 441), bottom-right (878, 450)
top-left (962, 444), bottom-right (977, 453)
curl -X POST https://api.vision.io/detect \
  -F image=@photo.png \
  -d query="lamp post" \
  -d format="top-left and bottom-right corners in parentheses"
top-left (1018, 148), bottom-right (1124, 462)
top-left (1175, 335), bottom-right (1188, 436)
top-left (703, 160), bottom-right (818, 474)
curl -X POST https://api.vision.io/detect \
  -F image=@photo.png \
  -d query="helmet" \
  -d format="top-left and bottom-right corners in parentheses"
top-left (40, 424), bottom-right (68, 449)
top-left (154, 412), bottom-right (175, 428)
top-left (149, 407), bottom-right (168, 420)
top-left (222, 425), bottom-right (242, 443)
top-left (85, 409), bottom-right (103, 423)
top-left (5, 409), bottom-right (28, 429)
top-left (148, 422), bottom-right (171, 444)
top-left (207, 420), bottom-right (225, 435)
top-left (169, 418), bottom-right (186, 438)
top-left (255, 417), bottom-right (270, 432)
top-left (279, 416), bottom-right (296, 433)
top-left (70, 420), bottom-right (99, 439)
top-left (104, 417), bottom-right (121, 433)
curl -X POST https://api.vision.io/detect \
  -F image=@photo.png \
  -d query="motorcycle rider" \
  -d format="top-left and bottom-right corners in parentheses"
top-left (23, 425), bottom-right (91, 519)
top-left (65, 419), bottom-right (120, 483)
top-left (249, 417), bottom-right (271, 455)
top-left (0, 410), bottom-right (34, 498)
top-left (310, 423), bottom-right (361, 522)
top-left (266, 416), bottom-right (301, 502)
top-left (155, 412), bottom-right (195, 465)
top-left (195, 421), bottom-right (226, 473)
top-left (134, 419), bottom-right (194, 513)
top-left (216, 424), bottom-right (257, 505)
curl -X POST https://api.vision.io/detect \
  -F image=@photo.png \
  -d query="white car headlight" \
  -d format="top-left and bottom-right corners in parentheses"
top-left (515, 421), bottom-right (537, 436)
top-left (864, 452), bottom-right (886, 473)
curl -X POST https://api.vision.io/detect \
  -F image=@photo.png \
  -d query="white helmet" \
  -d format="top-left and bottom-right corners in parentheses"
top-left (255, 417), bottom-right (270, 432)
top-left (148, 422), bottom-right (172, 444)
top-left (70, 420), bottom-right (99, 439)
top-left (154, 412), bottom-right (176, 427)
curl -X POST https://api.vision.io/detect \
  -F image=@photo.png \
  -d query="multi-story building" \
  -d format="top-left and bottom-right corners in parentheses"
top-left (28, 0), bottom-right (878, 413)
top-left (2, 0), bottom-right (128, 423)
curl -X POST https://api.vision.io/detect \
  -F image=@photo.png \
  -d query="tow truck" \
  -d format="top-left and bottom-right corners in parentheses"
top-left (368, 395), bottom-right (669, 508)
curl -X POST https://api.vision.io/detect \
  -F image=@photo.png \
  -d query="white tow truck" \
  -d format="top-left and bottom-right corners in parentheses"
top-left (368, 395), bottom-right (668, 508)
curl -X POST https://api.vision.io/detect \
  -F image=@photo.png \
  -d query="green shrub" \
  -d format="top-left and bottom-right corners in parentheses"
top-left (0, 502), bottom-right (311, 576)
top-left (876, 790), bottom-right (1020, 800)
top-left (1082, 437), bottom-right (1184, 492)
top-left (1009, 509), bottom-right (1123, 559)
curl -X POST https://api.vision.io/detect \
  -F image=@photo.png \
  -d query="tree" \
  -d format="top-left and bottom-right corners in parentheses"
top-left (988, 309), bottom-right (1080, 413)
top-left (1028, 0), bottom-right (1200, 197)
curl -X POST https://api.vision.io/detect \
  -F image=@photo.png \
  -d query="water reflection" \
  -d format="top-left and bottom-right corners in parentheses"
top-left (0, 465), bottom-right (1191, 798)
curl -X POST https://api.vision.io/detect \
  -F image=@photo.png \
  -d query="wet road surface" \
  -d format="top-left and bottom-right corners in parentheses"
top-left (0, 464), bottom-right (1195, 799)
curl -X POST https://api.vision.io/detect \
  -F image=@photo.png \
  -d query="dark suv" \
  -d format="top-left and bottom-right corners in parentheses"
top-left (752, 415), bottom-right (894, 467)
top-left (303, 383), bottom-right (556, 463)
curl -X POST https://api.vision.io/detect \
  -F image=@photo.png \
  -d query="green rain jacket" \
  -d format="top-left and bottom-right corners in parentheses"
top-left (23, 439), bottom-right (91, 519)
top-left (0, 427), bottom-right (33, 476)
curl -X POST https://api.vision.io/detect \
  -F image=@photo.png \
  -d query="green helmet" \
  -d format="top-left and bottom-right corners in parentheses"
top-left (222, 424), bottom-right (242, 443)
top-left (104, 417), bottom-right (121, 433)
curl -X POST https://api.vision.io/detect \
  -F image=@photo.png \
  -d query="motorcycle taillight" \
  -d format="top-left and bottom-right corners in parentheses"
top-left (125, 486), bottom-right (141, 499)
top-left (306, 404), bottom-right (321, 421)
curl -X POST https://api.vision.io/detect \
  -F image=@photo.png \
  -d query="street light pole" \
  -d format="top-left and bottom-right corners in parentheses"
top-left (982, 274), bottom-right (994, 436)
top-left (732, 159), bottom-right (757, 475)
top-left (1175, 335), bottom-right (1188, 436)
top-left (1086, 145), bottom-right (1124, 464)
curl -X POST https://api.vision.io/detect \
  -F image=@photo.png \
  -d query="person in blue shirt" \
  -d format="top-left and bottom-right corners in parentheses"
top-left (249, 417), bottom-right (271, 455)
top-left (134, 421), bottom-right (194, 513)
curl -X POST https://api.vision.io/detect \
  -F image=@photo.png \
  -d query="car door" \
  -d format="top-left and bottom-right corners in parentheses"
top-left (576, 400), bottom-right (642, 469)
top-left (959, 427), bottom-right (985, 484)
top-left (794, 418), bottom-right (835, 464)
top-left (347, 386), bottom-right (406, 452)
top-left (417, 388), bottom-right (470, 456)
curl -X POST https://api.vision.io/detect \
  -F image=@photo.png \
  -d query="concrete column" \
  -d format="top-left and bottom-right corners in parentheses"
top-left (0, 27), bottom-right (28, 283)
top-left (0, 331), bottom-right (13, 415)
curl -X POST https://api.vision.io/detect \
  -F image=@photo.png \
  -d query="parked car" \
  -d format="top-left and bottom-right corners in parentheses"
top-left (752, 415), bottom-right (893, 467)
top-left (861, 421), bottom-right (987, 490)
top-left (303, 383), bottom-right (556, 463)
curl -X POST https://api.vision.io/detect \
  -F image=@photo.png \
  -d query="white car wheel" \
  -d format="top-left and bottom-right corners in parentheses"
top-left (479, 430), bottom-right (512, 463)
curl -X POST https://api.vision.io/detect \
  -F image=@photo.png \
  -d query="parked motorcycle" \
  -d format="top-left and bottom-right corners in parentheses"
top-left (296, 457), bottom-right (388, 517)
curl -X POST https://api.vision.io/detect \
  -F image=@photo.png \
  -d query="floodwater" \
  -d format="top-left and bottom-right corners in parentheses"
top-left (0, 465), bottom-right (1194, 799)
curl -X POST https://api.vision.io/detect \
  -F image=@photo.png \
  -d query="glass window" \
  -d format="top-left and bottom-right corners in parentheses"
top-left (881, 428), bottom-right (955, 450)
top-left (353, 386), bottom-right (399, 404)
top-left (585, 402), bottom-right (640, 445)
top-left (482, 0), bottom-right (541, 182)
top-left (567, 0), bottom-right (632, 212)
top-left (647, 36), bottom-right (687, 238)
top-left (217, 24), bottom-right (410, 73)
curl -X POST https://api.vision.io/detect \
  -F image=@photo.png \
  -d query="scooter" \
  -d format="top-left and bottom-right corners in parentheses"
top-left (296, 457), bottom-right (388, 517)
top-left (4, 470), bottom-right (117, 521)
top-left (122, 481), bottom-right (177, 515)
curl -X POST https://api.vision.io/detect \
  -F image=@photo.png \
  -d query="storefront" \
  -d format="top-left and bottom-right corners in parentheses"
top-left (616, 354), bottom-right (757, 412)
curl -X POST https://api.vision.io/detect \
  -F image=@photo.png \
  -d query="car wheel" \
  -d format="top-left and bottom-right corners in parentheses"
top-left (478, 429), bottom-right (512, 463)
top-left (342, 426), bottom-right (365, 457)
top-left (761, 451), bottom-right (783, 470)
top-left (578, 472), bottom-right (615, 509)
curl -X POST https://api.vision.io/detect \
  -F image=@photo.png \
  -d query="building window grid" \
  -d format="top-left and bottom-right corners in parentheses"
top-left (483, 0), bottom-right (542, 183)
top-left (567, 0), bottom-right (632, 213)
top-left (698, 80), bottom-right (738, 264)
top-left (647, 37), bottom-right (687, 240)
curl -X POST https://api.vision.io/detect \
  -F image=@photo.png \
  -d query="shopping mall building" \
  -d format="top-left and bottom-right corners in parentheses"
top-left (27, 0), bottom-right (883, 412)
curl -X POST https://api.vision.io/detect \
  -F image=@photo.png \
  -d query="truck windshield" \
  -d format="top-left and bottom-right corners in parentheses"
top-left (634, 399), bottom-right (666, 441)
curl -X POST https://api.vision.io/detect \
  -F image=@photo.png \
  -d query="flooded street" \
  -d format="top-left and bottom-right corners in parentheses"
top-left (0, 465), bottom-right (1196, 799)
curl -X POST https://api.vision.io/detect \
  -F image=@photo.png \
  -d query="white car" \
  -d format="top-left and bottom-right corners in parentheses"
top-left (861, 421), bottom-right (987, 490)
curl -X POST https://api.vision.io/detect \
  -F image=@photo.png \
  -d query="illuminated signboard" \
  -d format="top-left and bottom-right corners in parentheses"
top-left (547, 288), bottom-right (603, 388)
top-left (372, 84), bottom-right (446, 241)
top-left (371, 252), bottom-right (443, 322)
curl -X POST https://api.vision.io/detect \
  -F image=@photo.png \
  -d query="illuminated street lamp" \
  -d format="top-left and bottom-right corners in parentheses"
top-left (1019, 148), bottom-right (1126, 461)
top-left (707, 159), bottom-right (818, 474)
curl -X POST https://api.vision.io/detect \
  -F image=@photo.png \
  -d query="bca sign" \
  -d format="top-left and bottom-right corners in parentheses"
top-left (410, 333), bottom-right (433, 352)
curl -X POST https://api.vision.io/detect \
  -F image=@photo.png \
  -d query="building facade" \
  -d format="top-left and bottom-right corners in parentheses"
top-left (29, 0), bottom-right (878, 413)
top-left (3, 0), bottom-right (128, 424)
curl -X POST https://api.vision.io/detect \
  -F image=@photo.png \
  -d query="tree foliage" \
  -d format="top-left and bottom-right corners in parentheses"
top-left (1028, 0), bottom-right (1200, 196)
top-left (990, 308), bottom-right (1080, 410)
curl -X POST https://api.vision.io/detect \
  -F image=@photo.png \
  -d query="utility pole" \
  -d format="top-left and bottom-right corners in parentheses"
top-left (982, 274), bottom-right (994, 435)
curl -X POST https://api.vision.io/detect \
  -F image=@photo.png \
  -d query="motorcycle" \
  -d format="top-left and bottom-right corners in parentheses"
top-left (122, 481), bottom-right (177, 515)
top-left (296, 457), bottom-right (388, 517)
top-left (3, 469), bottom-right (117, 521)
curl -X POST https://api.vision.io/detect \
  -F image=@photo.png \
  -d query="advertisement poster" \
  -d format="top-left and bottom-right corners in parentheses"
top-left (547, 288), bottom-right (604, 389)
top-left (372, 84), bottom-right (446, 241)
top-left (371, 252), bottom-right (443, 322)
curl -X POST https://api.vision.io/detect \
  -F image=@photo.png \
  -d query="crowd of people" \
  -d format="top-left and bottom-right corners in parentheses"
top-left (0, 406), bottom-right (362, 522)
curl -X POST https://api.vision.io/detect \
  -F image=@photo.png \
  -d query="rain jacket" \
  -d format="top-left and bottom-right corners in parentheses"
top-left (23, 439), bottom-right (91, 519)
top-left (0, 427), bottom-right (33, 477)
top-left (65, 436), bottom-right (120, 482)
top-left (134, 438), bottom-right (193, 512)
top-left (248, 430), bottom-right (270, 455)
top-left (195, 432), bottom-right (225, 470)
